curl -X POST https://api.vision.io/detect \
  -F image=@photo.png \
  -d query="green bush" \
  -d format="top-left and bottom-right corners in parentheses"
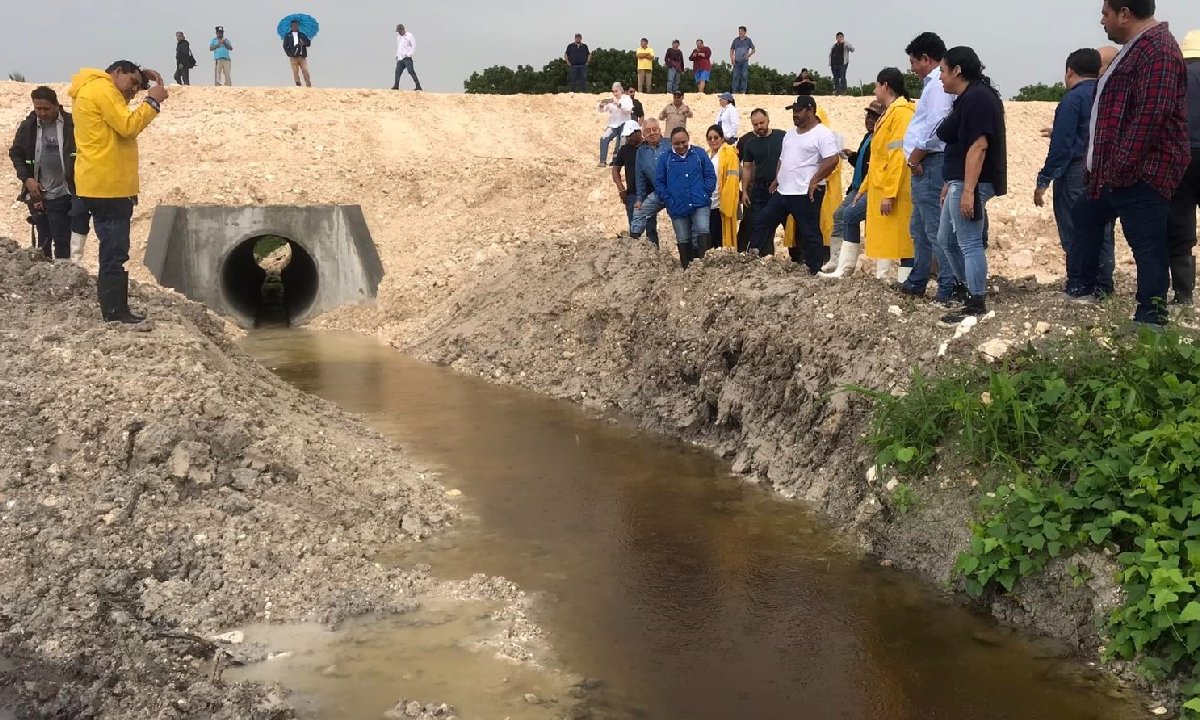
top-left (1012, 82), bottom-right (1068, 102)
top-left (859, 328), bottom-right (1200, 716)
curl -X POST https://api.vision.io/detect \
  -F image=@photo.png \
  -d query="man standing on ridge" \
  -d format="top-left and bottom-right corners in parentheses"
top-left (1068, 0), bottom-right (1189, 327)
top-left (636, 38), bottom-right (656, 94)
top-left (210, 26), bottom-right (232, 86)
top-left (739, 108), bottom-right (787, 254)
top-left (564, 34), bottom-right (591, 92)
top-left (660, 90), bottom-right (693, 133)
top-left (664, 40), bottom-right (685, 94)
top-left (173, 32), bottom-right (195, 85)
top-left (70, 60), bottom-right (166, 323)
top-left (829, 32), bottom-right (855, 96)
top-left (690, 39), bottom-right (713, 94)
top-left (730, 26), bottom-right (755, 94)
top-left (393, 24), bottom-right (422, 91)
top-left (283, 19), bottom-right (312, 87)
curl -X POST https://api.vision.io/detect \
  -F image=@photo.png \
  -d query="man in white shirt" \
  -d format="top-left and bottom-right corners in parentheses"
top-left (899, 32), bottom-right (959, 302)
top-left (392, 24), bottom-right (422, 91)
top-left (598, 83), bottom-right (634, 166)
top-left (749, 95), bottom-right (840, 273)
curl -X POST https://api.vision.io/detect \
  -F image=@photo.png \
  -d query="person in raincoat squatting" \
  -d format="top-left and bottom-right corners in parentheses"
top-left (69, 60), bottom-right (167, 323)
top-left (863, 67), bottom-right (916, 281)
top-left (705, 124), bottom-right (740, 249)
top-left (780, 106), bottom-right (844, 267)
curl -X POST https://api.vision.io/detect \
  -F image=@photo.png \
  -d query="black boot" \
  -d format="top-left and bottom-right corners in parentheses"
top-left (97, 272), bottom-right (145, 324)
top-left (1171, 255), bottom-right (1195, 305)
top-left (694, 233), bottom-right (710, 259)
top-left (677, 243), bottom-right (693, 269)
top-left (939, 293), bottom-right (986, 327)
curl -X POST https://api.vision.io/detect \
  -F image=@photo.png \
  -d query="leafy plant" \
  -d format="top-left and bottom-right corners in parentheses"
top-left (1011, 82), bottom-right (1068, 102)
top-left (893, 483), bottom-right (917, 514)
top-left (860, 328), bottom-right (1200, 715)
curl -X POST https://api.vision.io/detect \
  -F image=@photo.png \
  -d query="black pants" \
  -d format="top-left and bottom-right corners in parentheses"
top-left (82, 197), bottom-right (136, 276)
top-left (569, 65), bottom-right (588, 92)
top-left (740, 182), bottom-right (773, 254)
top-left (1169, 150), bottom-right (1200, 261)
top-left (752, 188), bottom-right (826, 273)
top-left (174, 62), bottom-right (190, 85)
top-left (31, 196), bottom-right (73, 259)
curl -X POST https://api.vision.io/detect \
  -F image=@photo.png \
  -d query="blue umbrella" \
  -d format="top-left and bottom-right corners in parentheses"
top-left (277, 13), bottom-right (319, 39)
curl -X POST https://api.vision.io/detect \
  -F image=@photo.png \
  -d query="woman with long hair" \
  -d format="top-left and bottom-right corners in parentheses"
top-left (856, 67), bottom-right (917, 280)
top-left (705, 125), bottom-right (741, 249)
top-left (934, 46), bottom-right (1008, 324)
top-left (716, 92), bottom-right (739, 145)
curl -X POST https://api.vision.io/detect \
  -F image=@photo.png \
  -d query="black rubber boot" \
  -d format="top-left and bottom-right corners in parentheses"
top-left (677, 243), bottom-right (693, 269)
top-left (1171, 255), bottom-right (1195, 305)
top-left (97, 273), bottom-right (145, 324)
top-left (694, 233), bottom-right (710, 259)
top-left (939, 293), bottom-right (986, 327)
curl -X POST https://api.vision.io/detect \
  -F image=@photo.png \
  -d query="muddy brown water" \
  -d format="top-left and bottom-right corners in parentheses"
top-left (240, 329), bottom-right (1145, 720)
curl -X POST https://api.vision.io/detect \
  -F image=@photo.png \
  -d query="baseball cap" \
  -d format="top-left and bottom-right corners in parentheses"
top-left (215, 25), bottom-right (224, 32)
top-left (673, 90), bottom-right (684, 98)
top-left (785, 95), bottom-right (817, 111)
top-left (718, 92), bottom-right (734, 101)
top-left (621, 120), bottom-right (643, 138)
top-left (866, 100), bottom-right (886, 116)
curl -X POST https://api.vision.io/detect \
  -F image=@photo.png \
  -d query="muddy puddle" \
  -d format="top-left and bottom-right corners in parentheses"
top-left (240, 329), bottom-right (1146, 720)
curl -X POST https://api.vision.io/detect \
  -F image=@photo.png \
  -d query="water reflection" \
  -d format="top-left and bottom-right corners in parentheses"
top-left (242, 329), bottom-right (1143, 720)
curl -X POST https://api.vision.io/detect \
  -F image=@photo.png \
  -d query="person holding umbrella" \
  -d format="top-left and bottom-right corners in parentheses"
top-left (278, 15), bottom-right (316, 87)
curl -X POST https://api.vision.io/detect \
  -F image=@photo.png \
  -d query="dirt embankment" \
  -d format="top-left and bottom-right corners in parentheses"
top-left (0, 239), bottom-right (540, 719)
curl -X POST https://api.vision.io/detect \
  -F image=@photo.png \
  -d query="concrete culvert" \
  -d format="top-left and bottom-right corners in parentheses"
top-left (145, 205), bottom-right (383, 328)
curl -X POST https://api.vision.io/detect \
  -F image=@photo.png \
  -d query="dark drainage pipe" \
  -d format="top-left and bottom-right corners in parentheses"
top-left (219, 237), bottom-right (319, 326)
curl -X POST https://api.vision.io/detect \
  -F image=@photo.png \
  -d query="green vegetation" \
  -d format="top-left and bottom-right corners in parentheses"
top-left (252, 235), bottom-right (289, 262)
top-left (1011, 82), bottom-right (1068, 102)
top-left (860, 328), bottom-right (1200, 715)
top-left (464, 48), bottom-right (922, 98)
top-left (8, 72), bottom-right (25, 82)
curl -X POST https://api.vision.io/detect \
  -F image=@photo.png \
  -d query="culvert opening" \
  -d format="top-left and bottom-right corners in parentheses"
top-left (221, 235), bottom-right (318, 328)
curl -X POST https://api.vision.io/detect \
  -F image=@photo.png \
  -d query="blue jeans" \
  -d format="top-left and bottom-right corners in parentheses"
top-left (31, 195), bottom-right (73, 259)
top-left (670, 207), bottom-right (710, 250)
top-left (905, 153), bottom-right (957, 297)
top-left (667, 68), bottom-right (680, 93)
top-left (83, 196), bottom-right (136, 276)
top-left (631, 192), bottom-right (663, 246)
top-left (1053, 161), bottom-right (1114, 294)
top-left (599, 125), bottom-right (623, 164)
top-left (937, 181), bottom-right (996, 297)
top-left (394, 57), bottom-right (421, 89)
top-left (732, 62), bottom-right (749, 93)
top-left (1069, 181), bottom-right (1170, 324)
top-left (831, 65), bottom-right (848, 95)
top-left (569, 65), bottom-right (588, 92)
top-left (753, 190), bottom-right (825, 273)
top-left (833, 191), bottom-right (867, 244)
top-left (624, 193), bottom-right (637, 232)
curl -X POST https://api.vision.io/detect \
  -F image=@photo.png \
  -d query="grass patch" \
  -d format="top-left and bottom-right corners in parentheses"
top-left (253, 235), bottom-right (289, 262)
top-left (856, 327), bottom-right (1200, 714)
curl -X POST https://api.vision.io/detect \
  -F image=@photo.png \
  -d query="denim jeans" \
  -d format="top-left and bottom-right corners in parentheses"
top-left (905, 153), bottom-right (957, 297)
top-left (599, 125), bottom-right (623, 164)
top-left (624, 193), bottom-right (637, 232)
top-left (832, 191), bottom-right (867, 244)
top-left (394, 57), bottom-right (421, 89)
top-left (1069, 181), bottom-right (1170, 324)
top-left (732, 62), bottom-right (749, 93)
top-left (670, 207), bottom-right (710, 251)
top-left (753, 190), bottom-right (825, 273)
top-left (666, 68), bottom-right (680, 93)
top-left (569, 65), bottom-right (588, 92)
top-left (1053, 160), bottom-right (1115, 294)
top-left (831, 65), bottom-right (848, 95)
top-left (630, 192), bottom-right (662, 246)
top-left (1169, 150), bottom-right (1200, 262)
top-left (31, 195), bottom-right (73, 259)
top-left (937, 181), bottom-right (996, 297)
top-left (82, 196), bottom-right (136, 276)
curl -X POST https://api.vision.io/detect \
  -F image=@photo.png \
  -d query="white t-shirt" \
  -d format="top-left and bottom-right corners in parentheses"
top-left (776, 124), bottom-right (840, 195)
top-left (605, 95), bottom-right (634, 127)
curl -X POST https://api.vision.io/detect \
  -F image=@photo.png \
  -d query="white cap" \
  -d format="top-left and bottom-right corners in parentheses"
top-left (621, 120), bottom-right (642, 138)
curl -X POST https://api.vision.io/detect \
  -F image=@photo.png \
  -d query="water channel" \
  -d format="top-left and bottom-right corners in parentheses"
top-left (238, 329), bottom-right (1145, 719)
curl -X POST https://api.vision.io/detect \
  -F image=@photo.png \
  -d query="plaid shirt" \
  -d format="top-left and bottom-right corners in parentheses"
top-left (1089, 22), bottom-right (1189, 199)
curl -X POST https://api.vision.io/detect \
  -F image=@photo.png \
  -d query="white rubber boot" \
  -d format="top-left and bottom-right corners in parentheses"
top-left (875, 259), bottom-right (894, 280)
top-left (70, 232), bottom-right (87, 264)
top-left (896, 266), bottom-right (912, 285)
top-left (820, 236), bottom-right (842, 274)
top-left (819, 241), bottom-right (861, 279)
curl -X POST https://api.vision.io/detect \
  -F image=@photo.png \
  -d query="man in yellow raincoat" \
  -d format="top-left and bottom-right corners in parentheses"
top-left (863, 72), bottom-right (916, 282)
top-left (782, 107), bottom-right (844, 263)
top-left (70, 60), bottom-right (167, 323)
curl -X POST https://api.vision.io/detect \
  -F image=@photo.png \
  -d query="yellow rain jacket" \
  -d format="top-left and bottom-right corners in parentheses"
top-left (711, 143), bottom-right (740, 248)
top-left (783, 108), bottom-right (843, 250)
top-left (69, 68), bottom-right (159, 198)
top-left (864, 98), bottom-right (916, 260)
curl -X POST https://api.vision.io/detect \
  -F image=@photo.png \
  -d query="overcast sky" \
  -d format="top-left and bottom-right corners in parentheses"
top-left (7, 0), bottom-right (1200, 94)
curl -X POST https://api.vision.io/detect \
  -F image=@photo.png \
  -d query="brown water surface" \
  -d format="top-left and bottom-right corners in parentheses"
top-left (240, 329), bottom-right (1143, 720)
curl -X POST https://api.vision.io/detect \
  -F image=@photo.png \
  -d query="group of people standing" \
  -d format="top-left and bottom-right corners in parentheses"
top-left (604, 0), bottom-right (1200, 330)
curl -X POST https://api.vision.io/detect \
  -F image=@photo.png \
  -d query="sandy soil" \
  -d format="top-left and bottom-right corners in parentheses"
top-left (0, 239), bottom-right (547, 719)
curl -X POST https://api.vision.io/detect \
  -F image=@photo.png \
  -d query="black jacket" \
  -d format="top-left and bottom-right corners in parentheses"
top-left (283, 31), bottom-right (311, 58)
top-left (9, 110), bottom-right (76, 201)
top-left (176, 39), bottom-right (196, 67)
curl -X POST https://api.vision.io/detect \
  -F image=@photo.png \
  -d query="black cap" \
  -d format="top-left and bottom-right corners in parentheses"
top-left (785, 95), bottom-right (817, 111)
top-left (673, 90), bottom-right (684, 97)
top-left (215, 25), bottom-right (224, 32)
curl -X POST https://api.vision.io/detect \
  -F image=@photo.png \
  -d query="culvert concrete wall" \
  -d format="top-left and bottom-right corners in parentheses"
top-left (144, 205), bottom-right (383, 327)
